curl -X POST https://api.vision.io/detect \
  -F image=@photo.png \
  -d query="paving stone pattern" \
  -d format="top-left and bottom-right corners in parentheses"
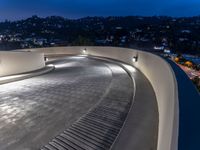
top-left (0, 56), bottom-right (133, 150)
top-left (42, 58), bottom-right (133, 150)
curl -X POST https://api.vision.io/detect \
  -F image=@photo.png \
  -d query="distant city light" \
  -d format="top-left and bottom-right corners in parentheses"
top-left (164, 49), bottom-right (171, 54)
top-left (154, 46), bottom-right (164, 50)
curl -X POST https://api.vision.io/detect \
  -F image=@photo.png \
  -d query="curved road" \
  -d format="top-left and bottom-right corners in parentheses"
top-left (0, 56), bottom-right (133, 150)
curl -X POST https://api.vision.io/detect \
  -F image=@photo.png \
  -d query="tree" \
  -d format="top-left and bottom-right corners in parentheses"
top-left (72, 36), bottom-right (94, 46)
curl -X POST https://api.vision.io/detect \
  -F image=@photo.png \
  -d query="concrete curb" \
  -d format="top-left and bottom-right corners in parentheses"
top-left (0, 65), bottom-right (55, 85)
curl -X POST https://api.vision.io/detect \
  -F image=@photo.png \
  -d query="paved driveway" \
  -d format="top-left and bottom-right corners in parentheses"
top-left (0, 56), bottom-right (133, 150)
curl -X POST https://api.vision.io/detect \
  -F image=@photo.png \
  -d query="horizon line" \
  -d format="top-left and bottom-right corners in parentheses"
top-left (1, 14), bottom-right (200, 22)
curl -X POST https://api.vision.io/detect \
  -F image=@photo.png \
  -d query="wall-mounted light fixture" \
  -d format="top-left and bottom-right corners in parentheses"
top-left (132, 53), bottom-right (138, 62)
top-left (44, 57), bottom-right (49, 62)
top-left (82, 48), bottom-right (87, 54)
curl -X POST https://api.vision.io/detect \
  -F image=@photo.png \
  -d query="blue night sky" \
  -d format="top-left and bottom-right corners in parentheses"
top-left (0, 0), bottom-right (200, 21)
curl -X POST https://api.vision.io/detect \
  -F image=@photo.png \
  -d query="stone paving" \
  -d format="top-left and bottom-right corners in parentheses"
top-left (42, 61), bottom-right (133, 150)
top-left (0, 57), bottom-right (116, 150)
top-left (0, 56), bottom-right (134, 150)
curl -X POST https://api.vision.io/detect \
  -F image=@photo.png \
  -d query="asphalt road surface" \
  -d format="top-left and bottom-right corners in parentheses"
top-left (0, 56), bottom-right (133, 150)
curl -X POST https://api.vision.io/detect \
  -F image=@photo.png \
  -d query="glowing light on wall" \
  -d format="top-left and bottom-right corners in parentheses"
top-left (82, 48), bottom-right (87, 55)
top-left (132, 56), bottom-right (138, 62)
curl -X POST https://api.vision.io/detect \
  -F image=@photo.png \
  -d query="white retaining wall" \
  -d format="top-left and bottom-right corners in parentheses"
top-left (0, 51), bottom-right (45, 77)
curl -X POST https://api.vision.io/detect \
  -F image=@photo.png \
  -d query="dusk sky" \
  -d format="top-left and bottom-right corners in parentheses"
top-left (0, 0), bottom-right (200, 21)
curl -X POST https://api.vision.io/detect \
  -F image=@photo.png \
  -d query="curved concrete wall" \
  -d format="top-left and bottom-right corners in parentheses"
top-left (22, 46), bottom-right (179, 150)
top-left (0, 51), bottom-right (45, 77)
